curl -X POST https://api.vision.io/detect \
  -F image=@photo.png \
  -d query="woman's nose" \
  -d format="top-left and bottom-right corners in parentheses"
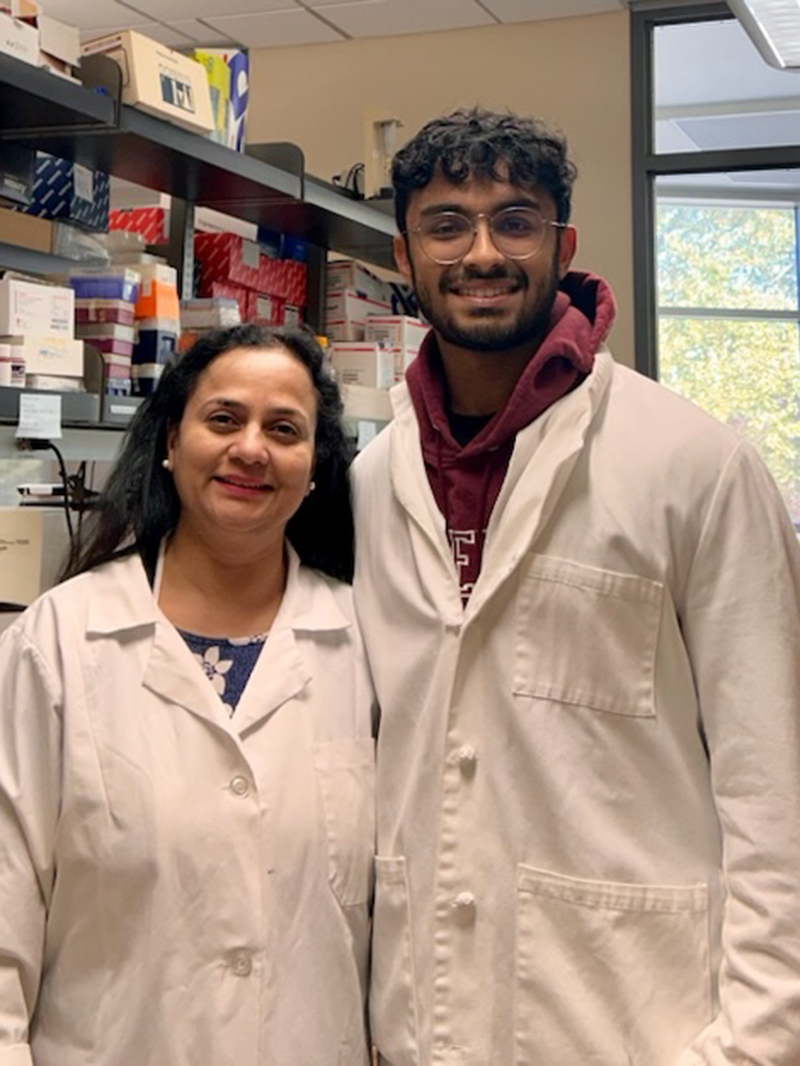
top-left (230, 425), bottom-right (269, 463)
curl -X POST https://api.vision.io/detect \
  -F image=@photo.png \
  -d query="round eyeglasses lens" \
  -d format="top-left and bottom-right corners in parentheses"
top-left (490, 208), bottom-right (547, 259)
top-left (417, 213), bottom-right (474, 263)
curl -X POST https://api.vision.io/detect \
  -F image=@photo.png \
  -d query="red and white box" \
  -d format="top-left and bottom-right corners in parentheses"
top-left (328, 341), bottom-right (403, 390)
top-left (365, 315), bottom-right (429, 353)
top-left (245, 291), bottom-right (284, 326)
top-left (326, 259), bottom-right (389, 304)
top-left (195, 232), bottom-right (261, 291)
top-left (325, 290), bottom-right (391, 343)
top-left (109, 206), bottom-right (169, 245)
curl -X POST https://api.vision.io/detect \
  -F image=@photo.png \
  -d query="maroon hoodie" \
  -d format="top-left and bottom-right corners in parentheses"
top-left (405, 270), bottom-right (617, 601)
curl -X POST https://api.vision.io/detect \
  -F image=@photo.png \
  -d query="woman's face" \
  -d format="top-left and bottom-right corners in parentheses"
top-left (167, 345), bottom-right (318, 549)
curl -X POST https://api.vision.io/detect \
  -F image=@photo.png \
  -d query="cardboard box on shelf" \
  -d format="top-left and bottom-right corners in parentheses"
top-left (0, 10), bottom-right (37, 65)
top-left (0, 205), bottom-right (51, 250)
top-left (365, 314), bottom-right (429, 354)
top-left (329, 342), bottom-right (401, 390)
top-left (327, 259), bottom-right (390, 304)
top-left (4, 334), bottom-right (83, 376)
top-left (325, 289), bottom-right (392, 343)
top-left (25, 154), bottom-right (110, 232)
top-left (81, 30), bottom-right (214, 135)
top-left (0, 275), bottom-right (74, 336)
top-left (37, 13), bottom-right (80, 68)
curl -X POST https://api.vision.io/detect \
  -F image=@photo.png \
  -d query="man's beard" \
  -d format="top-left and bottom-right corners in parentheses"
top-left (412, 256), bottom-right (560, 354)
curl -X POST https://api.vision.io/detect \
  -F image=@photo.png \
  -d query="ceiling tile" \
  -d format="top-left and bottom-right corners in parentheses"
top-left (164, 19), bottom-right (236, 44)
top-left (38, 0), bottom-right (152, 30)
top-left (481, 0), bottom-right (623, 19)
top-left (123, 0), bottom-right (297, 18)
top-left (80, 20), bottom-right (183, 42)
top-left (318, 0), bottom-right (495, 38)
top-left (204, 9), bottom-right (345, 46)
top-left (127, 21), bottom-right (198, 47)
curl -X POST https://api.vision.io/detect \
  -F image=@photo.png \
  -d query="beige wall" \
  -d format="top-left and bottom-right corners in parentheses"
top-left (249, 10), bottom-right (634, 365)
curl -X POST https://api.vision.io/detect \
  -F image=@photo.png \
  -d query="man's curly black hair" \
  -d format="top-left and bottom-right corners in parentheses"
top-left (391, 107), bottom-right (578, 233)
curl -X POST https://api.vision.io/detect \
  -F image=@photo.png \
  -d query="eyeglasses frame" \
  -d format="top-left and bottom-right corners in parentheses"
top-left (408, 208), bottom-right (568, 265)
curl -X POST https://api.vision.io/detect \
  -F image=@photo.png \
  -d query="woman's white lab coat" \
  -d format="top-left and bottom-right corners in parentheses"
top-left (0, 546), bottom-right (375, 1066)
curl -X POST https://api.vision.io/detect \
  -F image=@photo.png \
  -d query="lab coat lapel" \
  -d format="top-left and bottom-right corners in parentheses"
top-left (85, 551), bottom-right (230, 730)
top-left (232, 548), bottom-right (351, 736)
top-left (468, 350), bottom-right (615, 618)
top-left (388, 384), bottom-right (462, 611)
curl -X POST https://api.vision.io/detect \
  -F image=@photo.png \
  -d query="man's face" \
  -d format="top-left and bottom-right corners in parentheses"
top-left (394, 170), bottom-right (576, 355)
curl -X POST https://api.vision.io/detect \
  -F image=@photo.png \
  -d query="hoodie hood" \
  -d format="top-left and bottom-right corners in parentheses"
top-left (405, 269), bottom-right (616, 601)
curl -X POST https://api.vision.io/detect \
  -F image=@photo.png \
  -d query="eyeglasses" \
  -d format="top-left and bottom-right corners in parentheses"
top-left (412, 207), bottom-right (567, 265)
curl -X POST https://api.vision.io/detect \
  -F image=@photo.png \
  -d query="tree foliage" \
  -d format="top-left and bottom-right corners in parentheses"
top-left (657, 204), bottom-right (800, 522)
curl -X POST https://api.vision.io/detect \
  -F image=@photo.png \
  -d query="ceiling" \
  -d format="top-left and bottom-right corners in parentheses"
top-left (38, 0), bottom-right (627, 49)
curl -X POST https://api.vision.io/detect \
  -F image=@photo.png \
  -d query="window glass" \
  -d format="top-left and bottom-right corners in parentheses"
top-left (653, 19), bottom-right (800, 155)
top-left (656, 194), bottom-right (800, 523)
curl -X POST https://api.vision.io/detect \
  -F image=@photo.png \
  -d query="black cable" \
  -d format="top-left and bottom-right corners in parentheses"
top-left (45, 440), bottom-right (74, 544)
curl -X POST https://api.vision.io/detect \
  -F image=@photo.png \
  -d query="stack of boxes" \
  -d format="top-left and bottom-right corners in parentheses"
top-left (0, 273), bottom-right (83, 390)
top-left (69, 271), bottom-right (138, 398)
top-left (69, 260), bottom-right (180, 399)
top-left (132, 263), bottom-right (180, 395)
top-left (326, 259), bottom-right (428, 389)
top-left (193, 231), bottom-right (308, 328)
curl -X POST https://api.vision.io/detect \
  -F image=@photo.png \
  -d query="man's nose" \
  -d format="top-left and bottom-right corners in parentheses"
top-left (461, 216), bottom-right (505, 268)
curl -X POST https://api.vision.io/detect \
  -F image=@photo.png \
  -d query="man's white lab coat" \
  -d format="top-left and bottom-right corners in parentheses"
top-left (353, 350), bottom-right (800, 1066)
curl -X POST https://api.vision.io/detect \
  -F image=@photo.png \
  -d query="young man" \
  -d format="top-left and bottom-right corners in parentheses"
top-left (352, 108), bottom-right (800, 1066)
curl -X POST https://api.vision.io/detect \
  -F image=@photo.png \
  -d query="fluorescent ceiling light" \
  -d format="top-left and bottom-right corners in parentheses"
top-left (727, 0), bottom-right (800, 70)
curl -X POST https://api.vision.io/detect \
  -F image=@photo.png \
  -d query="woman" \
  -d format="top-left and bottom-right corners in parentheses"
top-left (0, 325), bottom-right (375, 1066)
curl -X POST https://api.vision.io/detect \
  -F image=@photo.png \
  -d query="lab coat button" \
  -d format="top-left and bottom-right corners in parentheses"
top-left (457, 746), bottom-right (478, 774)
top-left (451, 892), bottom-right (477, 924)
top-left (231, 950), bottom-right (252, 976)
top-left (230, 775), bottom-right (250, 797)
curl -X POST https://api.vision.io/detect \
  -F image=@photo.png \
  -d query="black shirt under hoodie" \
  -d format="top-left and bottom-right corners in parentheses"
top-left (404, 270), bottom-right (617, 603)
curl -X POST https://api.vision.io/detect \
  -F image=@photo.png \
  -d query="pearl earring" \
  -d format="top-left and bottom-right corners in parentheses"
top-left (306, 480), bottom-right (316, 496)
top-left (162, 458), bottom-right (172, 471)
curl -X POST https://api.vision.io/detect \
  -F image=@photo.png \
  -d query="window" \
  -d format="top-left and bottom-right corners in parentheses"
top-left (632, 1), bottom-right (800, 525)
top-left (656, 200), bottom-right (800, 521)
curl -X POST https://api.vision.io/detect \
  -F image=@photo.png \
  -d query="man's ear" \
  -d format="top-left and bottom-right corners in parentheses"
top-left (393, 232), bottom-right (413, 281)
top-left (558, 225), bottom-right (578, 279)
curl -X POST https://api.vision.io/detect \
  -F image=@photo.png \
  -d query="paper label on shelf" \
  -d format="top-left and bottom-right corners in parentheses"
top-left (15, 392), bottom-right (62, 440)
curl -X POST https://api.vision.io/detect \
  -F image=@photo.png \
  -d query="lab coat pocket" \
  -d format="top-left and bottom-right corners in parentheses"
top-left (370, 856), bottom-right (420, 1066)
top-left (313, 738), bottom-right (375, 907)
top-left (514, 865), bottom-right (712, 1066)
top-left (513, 555), bottom-right (663, 717)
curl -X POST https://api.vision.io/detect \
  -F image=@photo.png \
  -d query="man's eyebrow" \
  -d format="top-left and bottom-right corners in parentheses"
top-left (418, 196), bottom-right (544, 217)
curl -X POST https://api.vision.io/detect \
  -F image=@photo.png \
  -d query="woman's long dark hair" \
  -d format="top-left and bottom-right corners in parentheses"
top-left (62, 325), bottom-right (355, 583)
